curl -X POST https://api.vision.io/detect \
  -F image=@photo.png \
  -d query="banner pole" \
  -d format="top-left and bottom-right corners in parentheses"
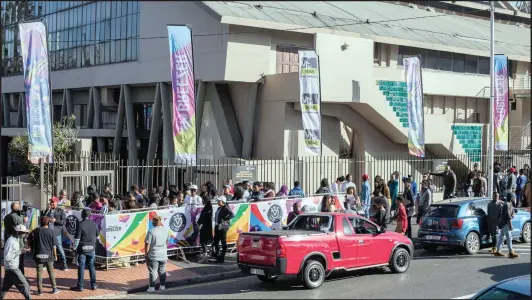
top-left (487, 1), bottom-right (495, 197)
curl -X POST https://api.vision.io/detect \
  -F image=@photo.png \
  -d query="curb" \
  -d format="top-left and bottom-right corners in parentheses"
top-left (82, 269), bottom-right (247, 299)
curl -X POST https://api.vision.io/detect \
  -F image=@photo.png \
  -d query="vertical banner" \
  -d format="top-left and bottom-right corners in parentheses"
top-left (298, 50), bottom-right (322, 155)
top-left (19, 22), bottom-right (53, 164)
top-left (404, 57), bottom-right (425, 157)
top-left (167, 25), bottom-right (196, 164)
top-left (494, 54), bottom-right (509, 151)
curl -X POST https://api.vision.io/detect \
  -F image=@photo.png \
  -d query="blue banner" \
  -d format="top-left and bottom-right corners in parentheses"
top-left (404, 57), bottom-right (425, 157)
top-left (19, 22), bottom-right (53, 164)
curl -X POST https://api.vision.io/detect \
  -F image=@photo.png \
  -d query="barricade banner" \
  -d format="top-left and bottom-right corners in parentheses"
top-left (149, 206), bottom-right (201, 249)
top-left (105, 211), bottom-right (148, 257)
top-left (217, 203), bottom-right (250, 244)
top-left (63, 208), bottom-right (106, 257)
top-left (25, 206), bottom-right (40, 231)
top-left (250, 200), bottom-right (287, 231)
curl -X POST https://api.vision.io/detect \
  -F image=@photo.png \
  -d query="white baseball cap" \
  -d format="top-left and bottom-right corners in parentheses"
top-left (190, 185), bottom-right (198, 190)
top-left (15, 224), bottom-right (30, 233)
top-left (216, 196), bottom-right (227, 203)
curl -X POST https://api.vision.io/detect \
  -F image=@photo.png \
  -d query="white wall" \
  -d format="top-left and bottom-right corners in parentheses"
top-left (1, 1), bottom-right (228, 93)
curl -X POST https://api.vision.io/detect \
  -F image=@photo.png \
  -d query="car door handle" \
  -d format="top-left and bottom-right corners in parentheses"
top-left (358, 240), bottom-right (364, 244)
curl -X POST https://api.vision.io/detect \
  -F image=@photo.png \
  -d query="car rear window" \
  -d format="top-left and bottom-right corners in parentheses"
top-left (424, 205), bottom-right (460, 218)
top-left (476, 287), bottom-right (527, 300)
top-left (288, 215), bottom-right (332, 233)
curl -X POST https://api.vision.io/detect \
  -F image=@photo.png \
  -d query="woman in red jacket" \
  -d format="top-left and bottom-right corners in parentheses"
top-left (394, 196), bottom-right (408, 235)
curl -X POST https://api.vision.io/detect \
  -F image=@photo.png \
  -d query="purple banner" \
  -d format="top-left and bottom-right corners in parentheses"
top-left (19, 22), bottom-right (53, 164)
top-left (167, 25), bottom-right (196, 165)
top-left (494, 54), bottom-right (509, 151)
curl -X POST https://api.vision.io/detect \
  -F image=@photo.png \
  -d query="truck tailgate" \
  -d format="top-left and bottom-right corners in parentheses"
top-left (238, 233), bottom-right (279, 266)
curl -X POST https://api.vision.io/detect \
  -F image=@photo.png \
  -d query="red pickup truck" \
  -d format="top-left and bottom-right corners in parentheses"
top-left (237, 212), bottom-right (413, 289)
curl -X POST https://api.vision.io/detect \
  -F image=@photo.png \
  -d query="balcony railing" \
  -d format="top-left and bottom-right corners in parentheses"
top-left (513, 74), bottom-right (531, 96)
top-left (510, 122), bottom-right (531, 150)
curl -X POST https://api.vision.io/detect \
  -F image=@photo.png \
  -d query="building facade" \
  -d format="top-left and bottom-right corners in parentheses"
top-left (1, 1), bottom-right (530, 176)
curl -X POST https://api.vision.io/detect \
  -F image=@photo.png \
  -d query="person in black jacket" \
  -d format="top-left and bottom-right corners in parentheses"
top-left (70, 209), bottom-right (99, 292)
top-left (28, 216), bottom-right (59, 295)
top-left (212, 196), bottom-right (234, 263)
top-left (198, 196), bottom-right (213, 263)
top-left (402, 182), bottom-right (415, 239)
top-left (41, 197), bottom-right (68, 271)
top-left (3, 202), bottom-right (28, 274)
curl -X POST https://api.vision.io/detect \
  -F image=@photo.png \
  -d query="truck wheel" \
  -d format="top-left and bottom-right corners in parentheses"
top-left (301, 260), bottom-right (325, 289)
top-left (257, 274), bottom-right (278, 283)
top-left (389, 248), bottom-right (410, 273)
top-left (465, 232), bottom-right (480, 255)
top-left (520, 222), bottom-right (531, 243)
top-left (421, 244), bottom-right (438, 252)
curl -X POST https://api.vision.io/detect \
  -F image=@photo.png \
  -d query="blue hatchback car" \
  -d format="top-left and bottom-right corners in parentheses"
top-left (418, 197), bottom-right (531, 254)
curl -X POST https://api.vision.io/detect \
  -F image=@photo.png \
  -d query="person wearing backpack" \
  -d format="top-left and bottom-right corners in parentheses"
top-left (28, 217), bottom-right (59, 295)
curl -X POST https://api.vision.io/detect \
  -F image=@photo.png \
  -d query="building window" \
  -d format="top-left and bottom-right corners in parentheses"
top-left (465, 55), bottom-right (477, 73)
top-left (1, 1), bottom-right (140, 76)
top-left (477, 56), bottom-right (490, 75)
top-left (425, 50), bottom-right (439, 70)
top-left (452, 53), bottom-right (465, 73)
top-left (276, 45), bottom-right (300, 74)
top-left (374, 42), bottom-right (381, 65)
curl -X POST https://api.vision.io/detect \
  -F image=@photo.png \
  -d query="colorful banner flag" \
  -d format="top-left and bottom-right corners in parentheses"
top-left (404, 57), bottom-right (425, 157)
top-left (494, 54), bottom-right (509, 151)
top-left (19, 22), bottom-right (53, 164)
top-left (167, 25), bottom-right (196, 164)
top-left (298, 50), bottom-right (322, 155)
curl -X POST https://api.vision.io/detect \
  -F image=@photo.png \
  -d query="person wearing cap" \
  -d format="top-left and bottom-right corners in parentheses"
top-left (223, 185), bottom-right (234, 202)
top-left (41, 197), bottom-right (68, 271)
top-left (185, 185), bottom-right (202, 206)
top-left (1, 224), bottom-right (31, 299)
top-left (212, 196), bottom-right (234, 263)
top-left (144, 215), bottom-right (169, 292)
top-left (360, 174), bottom-right (371, 218)
top-left (70, 209), bottom-right (99, 292)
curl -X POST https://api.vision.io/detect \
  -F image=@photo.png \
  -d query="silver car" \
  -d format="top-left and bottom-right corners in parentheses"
top-left (472, 275), bottom-right (530, 299)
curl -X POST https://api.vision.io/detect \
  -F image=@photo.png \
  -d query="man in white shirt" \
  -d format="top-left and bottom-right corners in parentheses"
top-left (1, 225), bottom-right (31, 300)
top-left (341, 174), bottom-right (357, 194)
top-left (185, 185), bottom-right (202, 206)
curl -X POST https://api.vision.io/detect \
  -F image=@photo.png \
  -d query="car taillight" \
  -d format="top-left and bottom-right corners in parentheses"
top-left (451, 219), bottom-right (463, 229)
top-left (276, 237), bottom-right (286, 258)
top-left (237, 235), bottom-right (245, 250)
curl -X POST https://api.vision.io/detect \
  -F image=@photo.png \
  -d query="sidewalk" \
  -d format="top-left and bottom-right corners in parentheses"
top-left (1, 253), bottom-right (242, 299)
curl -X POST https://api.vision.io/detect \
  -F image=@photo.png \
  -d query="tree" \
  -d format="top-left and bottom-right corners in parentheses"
top-left (8, 115), bottom-right (79, 194)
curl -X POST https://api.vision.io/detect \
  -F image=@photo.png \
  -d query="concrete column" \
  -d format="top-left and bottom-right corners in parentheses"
top-left (2, 94), bottom-right (11, 127)
top-left (17, 92), bottom-right (26, 127)
top-left (87, 87), bottom-right (94, 128)
top-left (196, 80), bottom-right (206, 142)
top-left (161, 82), bottom-right (173, 163)
top-left (60, 90), bottom-right (67, 120)
top-left (113, 85), bottom-right (125, 156)
top-left (242, 83), bottom-right (260, 158)
top-left (146, 83), bottom-right (162, 189)
top-left (210, 83), bottom-right (243, 157)
top-left (124, 85), bottom-right (137, 162)
top-left (65, 89), bottom-right (73, 117)
top-left (93, 87), bottom-right (105, 152)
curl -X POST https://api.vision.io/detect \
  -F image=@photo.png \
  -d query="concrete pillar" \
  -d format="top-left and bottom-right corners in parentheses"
top-left (242, 83), bottom-right (260, 158)
top-left (210, 83), bottom-right (243, 157)
top-left (66, 89), bottom-right (73, 117)
top-left (2, 94), bottom-right (11, 127)
top-left (161, 82), bottom-right (173, 163)
top-left (93, 87), bottom-right (105, 152)
top-left (60, 90), bottom-right (66, 120)
top-left (124, 85), bottom-right (137, 163)
top-left (113, 85), bottom-right (125, 156)
top-left (87, 87), bottom-right (94, 128)
top-left (146, 83), bottom-right (163, 189)
top-left (196, 80), bottom-right (206, 143)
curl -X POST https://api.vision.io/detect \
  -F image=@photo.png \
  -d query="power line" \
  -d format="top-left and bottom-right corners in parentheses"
top-left (2, 6), bottom-right (530, 49)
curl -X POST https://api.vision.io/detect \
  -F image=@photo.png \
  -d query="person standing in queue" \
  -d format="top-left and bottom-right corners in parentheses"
top-left (212, 196), bottom-right (234, 263)
top-left (145, 215), bottom-right (169, 292)
top-left (403, 182), bottom-right (415, 239)
top-left (487, 192), bottom-right (503, 253)
top-left (70, 209), bottom-right (99, 292)
top-left (394, 196), bottom-right (408, 236)
top-left (198, 195), bottom-right (213, 263)
top-left (1, 224), bottom-right (31, 300)
top-left (360, 174), bottom-right (371, 218)
top-left (41, 197), bottom-right (68, 271)
top-left (28, 217), bottom-right (59, 295)
top-left (493, 194), bottom-right (519, 258)
top-left (3, 202), bottom-right (28, 275)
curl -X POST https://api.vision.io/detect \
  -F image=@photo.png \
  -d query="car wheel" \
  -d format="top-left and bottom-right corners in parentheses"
top-left (421, 244), bottom-right (438, 252)
top-left (301, 260), bottom-right (325, 289)
top-left (389, 247), bottom-right (410, 273)
top-left (520, 222), bottom-right (531, 243)
top-left (257, 274), bottom-right (278, 283)
top-left (465, 232), bottom-right (480, 255)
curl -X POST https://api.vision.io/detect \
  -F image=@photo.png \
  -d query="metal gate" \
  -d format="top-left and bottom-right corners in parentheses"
top-left (56, 171), bottom-right (115, 198)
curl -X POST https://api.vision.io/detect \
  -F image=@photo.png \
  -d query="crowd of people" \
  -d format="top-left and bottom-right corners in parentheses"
top-left (2, 162), bottom-right (530, 297)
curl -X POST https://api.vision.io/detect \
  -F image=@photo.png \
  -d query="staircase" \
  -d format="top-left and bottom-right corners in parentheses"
top-left (451, 125), bottom-right (483, 162)
top-left (377, 80), bottom-right (409, 128)
top-left (510, 122), bottom-right (531, 150)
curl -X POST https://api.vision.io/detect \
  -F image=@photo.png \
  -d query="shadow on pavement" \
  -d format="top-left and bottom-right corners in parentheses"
top-left (479, 263), bottom-right (530, 282)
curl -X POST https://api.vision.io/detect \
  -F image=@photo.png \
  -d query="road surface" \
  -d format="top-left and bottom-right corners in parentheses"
top-left (112, 242), bottom-right (530, 299)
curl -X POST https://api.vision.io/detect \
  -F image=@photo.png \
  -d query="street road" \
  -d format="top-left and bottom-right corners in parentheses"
top-left (119, 242), bottom-right (530, 299)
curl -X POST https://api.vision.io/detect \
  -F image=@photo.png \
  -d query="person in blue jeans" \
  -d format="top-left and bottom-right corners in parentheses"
top-left (493, 195), bottom-right (519, 258)
top-left (516, 169), bottom-right (527, 207)
top-left (70, 209), bottom-right (99, 292)
top-left (41, 197), bottom-right (68, 270)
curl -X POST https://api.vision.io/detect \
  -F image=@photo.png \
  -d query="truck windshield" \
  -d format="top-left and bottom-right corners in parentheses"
top-left (287, 215), bottom-right (332, 233)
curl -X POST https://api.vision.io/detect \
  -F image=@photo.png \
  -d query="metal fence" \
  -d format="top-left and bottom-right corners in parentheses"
top-left (30, 150), bottom-right (531, 199)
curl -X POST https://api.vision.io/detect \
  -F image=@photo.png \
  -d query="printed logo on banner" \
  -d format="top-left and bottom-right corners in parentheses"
top-left (304, 129), bottom-right (320, 146)
top-left (301, 205), bottom-right (317, 213)
top-left (66, 215), bottom-right (79, 235)
top-left (302, 93), bottom-right (319, 112)
top-left (267, 204), bottom-right (283, 223)
top-left (169, 212), bottom-right (187, 232)
top-left (301, 57), bottom-right (318, 76)
top-left (31, 125), bottom-right (45, 138)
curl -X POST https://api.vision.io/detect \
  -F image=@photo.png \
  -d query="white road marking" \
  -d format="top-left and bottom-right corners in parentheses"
top-left (453, 293), bottom-right (476, 299)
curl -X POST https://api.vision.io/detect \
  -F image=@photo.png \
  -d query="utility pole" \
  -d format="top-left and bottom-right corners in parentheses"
top-left (487, 1), bottom-right (495, 197)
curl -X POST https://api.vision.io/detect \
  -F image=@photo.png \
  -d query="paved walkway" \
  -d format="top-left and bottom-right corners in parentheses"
top-left (1, 253), bottom-right (240, 299)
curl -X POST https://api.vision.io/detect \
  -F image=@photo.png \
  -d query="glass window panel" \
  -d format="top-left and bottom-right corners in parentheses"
top-left (76, 6), bottom-right (82, 27)
top-left (126, 13), bottom-right (132, 38)
top-left (120, 16), bottom-right (126, 39)
top-left (89, 23), bottom-right (95, 43)
top-left (76, 46), bottom-right (82, 67)
top-left (110, 1), bottom-right (117, 19)
top-left (397, 46), bottom-right (409, 66)
top-left (69, 8), bottom-right (75, 27)
top-left (439, 51), bottom-right (452, 71)
top-left (110, 41), bottom-right (116, 62)
top-left (50, 14), bottom-right (56, 32)
top-left (50, 50), bottom-right (56, 70)
top-left (111, 17), bottom-right (118, 39)
top-left (122, 2), bottom-right (128, 16)
top-left (104, 42), bottom-right (110, 63)
top-left (425, 50), bottom-right (439, 70)
top-left (115, 39), bottom-right (121, 61)
top-left (95, 22), bottom-right (101, 41)
top-left (452, 53), bottom-right (465, 73)
top-left (103, 19), bottom-right (111, 40)
top-left (93, 43), bottom-right (99, 64)
top-left (90, 3), bottom-right (96, 24)
top-left (95, 1), bottom-right (103, 22)
top-left (128, 1), bottom-right (134, 15)
top-left (126, 38), bottom-right (132, 60)
top-left (89, 43), bottom-right (94, 66)
top-left (57, 50), bottom-right (65, 70)
top-left (67, 48), bottom-right (75, 69)
top-left (103, 2), bottom-right (111, 19)
top-left (115, 2), bottom-right (121, 17)
top-left (465, 55), bottom-right (477, 73)
top-left (68, 29), bottom-right (74, 48)
top-left (478, 56), bottom-right (489, 75)
top-left (132, 13), bottom-right (138, 37)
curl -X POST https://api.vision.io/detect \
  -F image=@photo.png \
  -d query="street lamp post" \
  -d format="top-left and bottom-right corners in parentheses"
top-left (487, 1), bottom-right (495, 197)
